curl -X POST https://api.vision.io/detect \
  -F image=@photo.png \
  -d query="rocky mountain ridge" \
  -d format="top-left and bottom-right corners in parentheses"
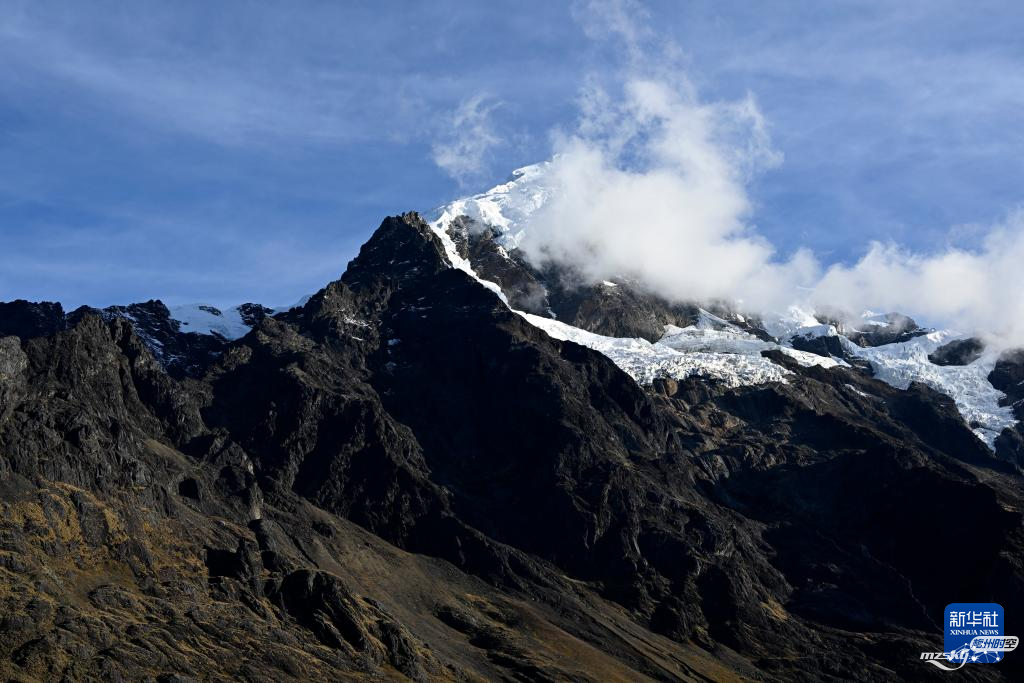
top-left (1, 212), bottom-right (1023, 681)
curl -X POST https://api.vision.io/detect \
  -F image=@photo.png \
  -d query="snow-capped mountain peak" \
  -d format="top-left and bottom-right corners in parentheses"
top-left (431, 162), bottom-right (551, 250)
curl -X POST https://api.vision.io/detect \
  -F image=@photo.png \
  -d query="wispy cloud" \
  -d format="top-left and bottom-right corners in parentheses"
top-left (571, 0), bottom-right (650, 65)
top-left (1, 13), bottom-right (339, 147)
top-left (432, 95), bottom-right (502, 186)
top-left (0, 3), bottom-right (477, 149)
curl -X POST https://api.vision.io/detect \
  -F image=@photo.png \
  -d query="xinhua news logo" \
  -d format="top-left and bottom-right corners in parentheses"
top-left (920, 603), bottom-right (1017, 671)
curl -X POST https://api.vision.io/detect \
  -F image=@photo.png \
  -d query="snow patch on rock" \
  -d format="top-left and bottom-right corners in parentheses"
top-left (170, 304), bottom-right (251, 340)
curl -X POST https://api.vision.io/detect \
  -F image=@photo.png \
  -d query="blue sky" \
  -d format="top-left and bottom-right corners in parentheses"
top-left (2, 0), bottom-right (1023, 309)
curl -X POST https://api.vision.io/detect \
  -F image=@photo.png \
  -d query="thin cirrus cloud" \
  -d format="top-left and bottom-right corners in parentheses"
top-left (432, 95), bottom-right (503, 187)
top-left (0, 7), bottom-right (423, 147)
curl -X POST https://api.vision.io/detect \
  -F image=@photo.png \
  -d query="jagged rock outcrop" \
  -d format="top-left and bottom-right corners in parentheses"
top-left (841, 312), bottom-right (930, 347)
top-left (929, 337), bottom-right (985, 366)
top-left (0, 300), bottom-right (67, 338)
top-left (1, 213), bottom-right (1021, 681)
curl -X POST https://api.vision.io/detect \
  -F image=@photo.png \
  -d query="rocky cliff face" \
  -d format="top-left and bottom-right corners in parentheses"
top-left (1, 213), bottom-right (1021, 682)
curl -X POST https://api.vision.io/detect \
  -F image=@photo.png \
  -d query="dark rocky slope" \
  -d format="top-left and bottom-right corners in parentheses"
top-left (1, 213), bottom-right (1021, 681)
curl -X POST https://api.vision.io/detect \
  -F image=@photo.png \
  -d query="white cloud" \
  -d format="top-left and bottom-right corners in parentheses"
top-left (432, 95), bottom-right (502, 186)
top-left (518, 0), bottom-right (796, 310)
top-left (513, 0), bottom-right (1024, 347)
top-left (811, 212), bottom-right (1024, 347)
top-left (517, 63), bottom-right (801, 312)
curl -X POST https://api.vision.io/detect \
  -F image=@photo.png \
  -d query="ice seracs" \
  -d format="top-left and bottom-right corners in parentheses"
top-left (850, 331), bottom-right (1015, 447)
top-left (517, 307), bottom-right (848, 390)
top-left (521, 311), bottom-right (793, 388)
